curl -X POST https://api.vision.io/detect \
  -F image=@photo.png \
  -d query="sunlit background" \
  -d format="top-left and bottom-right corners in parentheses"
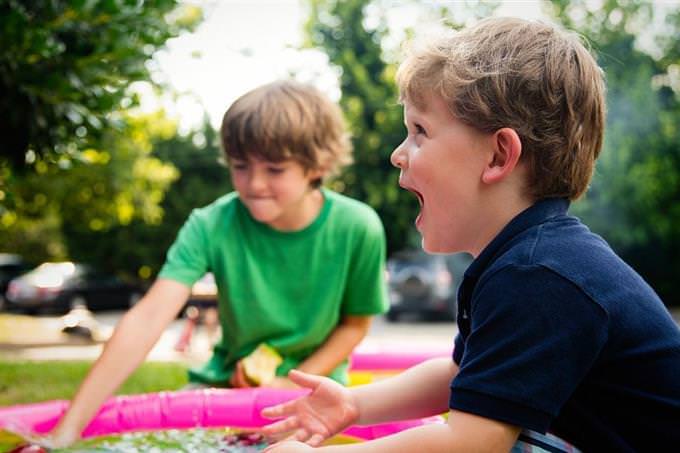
top-left (1, 0), bottom-right (679, 306)
top-left (145, 0), bottom-right (546, 131)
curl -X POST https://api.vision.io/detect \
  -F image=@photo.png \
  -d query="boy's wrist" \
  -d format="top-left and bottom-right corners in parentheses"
top-left (345, 387), bottom-right (361, 426)
top-left (44, 426), bottom-right (80, 448)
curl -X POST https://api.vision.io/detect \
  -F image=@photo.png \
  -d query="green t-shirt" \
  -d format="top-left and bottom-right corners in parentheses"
top-left (158, 189), bottom-right (389, 385)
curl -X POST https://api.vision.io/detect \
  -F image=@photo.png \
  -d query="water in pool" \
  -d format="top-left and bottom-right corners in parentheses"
top-left (0, 428), bottom-right (359, 452)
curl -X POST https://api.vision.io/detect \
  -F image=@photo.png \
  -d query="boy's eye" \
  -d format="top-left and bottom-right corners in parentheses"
top-left (231, 163), bottom-right (247, 171)
top-left (267, 166), bottom-right (286, 174)
top-left (414, 123), bottom-right (427, 136)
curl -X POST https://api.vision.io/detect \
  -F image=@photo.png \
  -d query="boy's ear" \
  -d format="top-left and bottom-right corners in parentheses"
top-left (307, 167), bottom-right (327, 183)
top-left (481, 128), bottom-right (522, 185)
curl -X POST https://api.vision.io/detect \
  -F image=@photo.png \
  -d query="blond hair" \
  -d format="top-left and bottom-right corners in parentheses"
top-left (397, 17), bottom-right (606, 200)
top-left (220, 80), bottom-right (352, 185)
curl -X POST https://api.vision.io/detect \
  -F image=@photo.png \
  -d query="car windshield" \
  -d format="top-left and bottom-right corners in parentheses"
top-left (22, 262), bottom-right (81, 288)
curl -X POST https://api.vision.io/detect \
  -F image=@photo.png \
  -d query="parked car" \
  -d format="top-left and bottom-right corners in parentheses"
top-left (385, 250), bottom-right (472, 322)
top-left (0, 253), bottom-right (32, 310)
top-left (5, 261), bottom-right (144, 314)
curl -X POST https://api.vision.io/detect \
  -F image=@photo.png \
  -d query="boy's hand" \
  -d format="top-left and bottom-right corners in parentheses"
top-left (36, 427), bottom-right (80, 449)
top-left (261, 370), bottom-right (359, 446)
top-left (4, 427), bottom-right (77, 451)
top-left (230, 361), bottom-right (253, 388)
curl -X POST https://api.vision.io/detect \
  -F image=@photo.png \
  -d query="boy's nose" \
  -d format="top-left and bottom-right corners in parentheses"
top-left (390, 142), bottom-right (407, 169)
top-left (247, 170), bottom-right (267, 192)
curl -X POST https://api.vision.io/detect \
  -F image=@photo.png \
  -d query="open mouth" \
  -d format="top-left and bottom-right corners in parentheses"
top-left (401, 185), bottom-right (423, 207)
top-left (400, 186), bottom-right (424, 227)
top-left (412, 189), bottom-right (424, 207)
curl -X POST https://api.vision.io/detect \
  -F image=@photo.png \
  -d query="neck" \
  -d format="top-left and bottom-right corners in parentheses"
top-left (269, 188), bottom-right (324, 231)
top-left (468, 190), bottom-right (534, 258)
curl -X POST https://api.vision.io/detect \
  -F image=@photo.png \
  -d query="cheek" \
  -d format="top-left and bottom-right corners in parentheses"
top-left (278, 174), bottom-right (308, 193)
top-left (230, 173), bottom-right (246, 188)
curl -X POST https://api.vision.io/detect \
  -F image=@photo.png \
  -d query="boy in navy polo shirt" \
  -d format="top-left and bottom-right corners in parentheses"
top-left (261, 17), bottom-right (680, 452)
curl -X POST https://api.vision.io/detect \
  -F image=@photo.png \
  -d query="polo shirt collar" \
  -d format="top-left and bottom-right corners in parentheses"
top-left (465, 198), bottom-right (570, 279)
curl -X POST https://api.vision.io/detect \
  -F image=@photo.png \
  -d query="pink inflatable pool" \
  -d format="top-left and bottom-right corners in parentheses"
top-left (0, 343), bottom-right (451, 446)
top-left (350, 342), bottom-right (452, 371)
top-left (0, 388), bottom-right (443, 441)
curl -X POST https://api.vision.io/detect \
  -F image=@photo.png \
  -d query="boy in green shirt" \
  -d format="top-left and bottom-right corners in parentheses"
top-left (45, 80), bottom-right (389, 447)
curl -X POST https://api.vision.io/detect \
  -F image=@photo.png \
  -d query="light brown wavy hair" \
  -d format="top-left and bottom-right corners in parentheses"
top-left (220, 80), bottom-right (352, 187)
top-left (396, 17), bottom-right (606, 201)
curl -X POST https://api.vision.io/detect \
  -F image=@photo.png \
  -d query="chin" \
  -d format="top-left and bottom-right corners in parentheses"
top-left (422, 237), bottom-right (459, 255)
top-left (250, 212), bottom-right (277, 224)
top-left (421, 238), bottom-right (441, 254)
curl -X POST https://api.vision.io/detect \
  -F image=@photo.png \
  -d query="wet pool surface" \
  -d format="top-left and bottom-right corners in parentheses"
top-left (1, 428), bottom-right (359, 452)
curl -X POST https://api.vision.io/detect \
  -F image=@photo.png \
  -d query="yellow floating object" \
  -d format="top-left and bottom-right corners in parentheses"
top-left (242, 343), bottom-right (283, 385)
top-left (348, 370), bottom-right (400, 386)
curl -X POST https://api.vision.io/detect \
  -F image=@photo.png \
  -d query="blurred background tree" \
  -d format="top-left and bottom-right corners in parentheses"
top-left (306, 0), bottom-right (679, 305)
top-left (0, 0), bottom-right (200, 166)
top-left (0, 0), bottom-right (211, 280)
top-left (549, 0), bottom-right (680, 304)
top-left (1, 0), bottom-right (678, 305)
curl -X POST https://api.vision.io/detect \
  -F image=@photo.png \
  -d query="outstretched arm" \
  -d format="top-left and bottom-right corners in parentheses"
top-left (265, 410), bottom-right (520, 453)
top-left (352, 356), bottom-right (456, 424)
top-left (263, 358), bottom-right (520, 451)
top-left (262, 357), bottom-right (457, 445)
top-left (45, 279), bottom-right (190, 447)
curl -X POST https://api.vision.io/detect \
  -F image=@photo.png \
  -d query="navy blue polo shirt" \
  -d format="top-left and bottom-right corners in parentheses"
top-left (450, 198), bottom-right (680, 452)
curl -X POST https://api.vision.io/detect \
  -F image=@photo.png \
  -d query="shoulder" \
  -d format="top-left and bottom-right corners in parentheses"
top-left (192, 192), bottom-right (239, 217)
top-left (483, 213), bottom-right (662, 315)
top-left (187, 192), bottom-right (241, 228)
top-left (324, 189), bottom-right (384, 234)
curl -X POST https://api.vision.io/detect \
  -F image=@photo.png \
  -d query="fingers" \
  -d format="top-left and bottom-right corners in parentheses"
top-left (261, 399), bottom-right (298, 419)
top-left (307, 433), bottom-right (326, 447)
top-left (290, 428), bottom-right (310, 442)
top-left (287, 369), bottom-right (323, 389)
top-left (230, 361), bottom-right (252, 388)
top-left (261, 415), bottom-right (300, 435)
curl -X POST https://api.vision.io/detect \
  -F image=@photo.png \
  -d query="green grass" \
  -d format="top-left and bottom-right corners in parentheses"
top-left (0, 360), bottom-right (188, 406)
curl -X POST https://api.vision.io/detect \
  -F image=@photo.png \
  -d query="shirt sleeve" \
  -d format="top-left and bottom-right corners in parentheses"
top-left (157, 210), bottom-right (210, 287)
top-left (449, 264), bottom-right (609, 432)
top-left (453, 332), bottom-right (464, 365)
top-left (340, 209), bottom-right (389, 316)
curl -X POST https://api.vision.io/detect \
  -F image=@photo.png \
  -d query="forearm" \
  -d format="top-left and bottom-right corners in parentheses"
top-left (53, 307), bottom-right (165, 436)
top-left (52, 280), bottom-right (188, 441)
top-left (317, 423), bottom-right (462, 453)
top-left (296, 316), bottom-right (371, 376)
top-left (314, 410), bottom-right (518, 453)
top-left (351, 357), bottom-right (457, 425)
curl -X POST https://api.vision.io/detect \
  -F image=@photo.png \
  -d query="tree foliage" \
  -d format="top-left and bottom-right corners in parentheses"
top-left (306, 0), bottom-right (680, 304)
top-left (0, 0), bottom-right (200, 166)
top-left (549, 0), bottom-right (680, 303)
top-left (115, 121), bottom-right (231, 279)
top-left (305, 0), bottom-right (411, 255)
top-left (0, 111), bottom-right (180, 273)
top-left (0, 1), bottom-right (208, 280)
top-left (0, 110), bottom-right (230, 280)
